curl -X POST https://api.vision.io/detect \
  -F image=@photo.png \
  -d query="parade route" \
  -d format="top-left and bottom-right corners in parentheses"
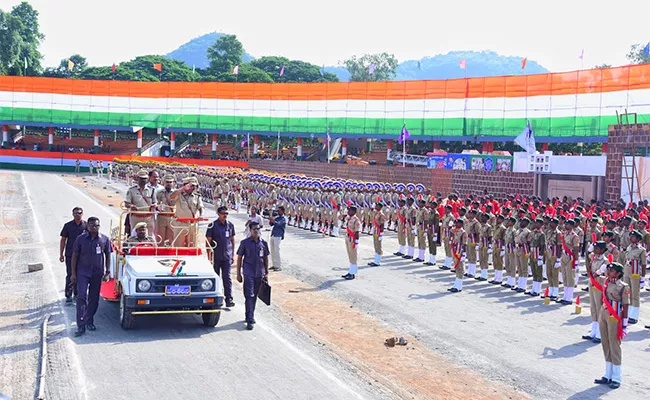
top-left (3, 170), bottom-right (650, 400)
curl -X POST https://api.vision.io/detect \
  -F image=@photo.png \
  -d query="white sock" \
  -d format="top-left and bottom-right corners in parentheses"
top-left (399, 245), bottom-right (405, 254)
top-left (408, 247), bottom-right (414, 257)
top-left (558, 272), bottom-right (563, 283)
top-left (454, 278), bottom-right (463, 290)
top-left (542, 264), bottom-right (548, 279)
top-left (575, 272), bottom-right (580, 286)
top-left (374, 254), bottom-right (381, 265)
top-left (349, 264), bottom-right (358, 274)
top-left (612, 365), bottom-right (622, 383)
top-left (494, 270), bottom-right (503, 282)
top-left (508, 276), bottom-right (515, 286)
top-left (604, 362), bottom-right (613, 379)
top-left (519, 277), bottom-right (527, 290)
top-left (468, 264), bottom-right (476, 275)
top-left (333, 227), bottom-right (339, 236)
top-left (445, 257), bottom-right (451, 267)
top-left (480, 269), bottom-right (488, 279)
top-left (418, 249), bottom-right (425, 260)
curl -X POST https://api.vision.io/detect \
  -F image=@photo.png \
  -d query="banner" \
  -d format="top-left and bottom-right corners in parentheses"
top-left (470, 155), bottom-right (513, 172)
top-left (426, 155), bottom-right (446, 169)
top-left (446, 154), bottom-right (470, 170)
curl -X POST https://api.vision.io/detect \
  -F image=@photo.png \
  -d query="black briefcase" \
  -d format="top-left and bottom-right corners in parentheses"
top-left (257, 278), bottom-right (271, 306)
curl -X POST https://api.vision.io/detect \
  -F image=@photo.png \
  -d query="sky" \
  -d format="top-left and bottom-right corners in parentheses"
top-left (1, 0), bottom-right (649, 72)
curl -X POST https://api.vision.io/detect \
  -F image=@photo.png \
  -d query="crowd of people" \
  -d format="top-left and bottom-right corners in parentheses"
top-left (62, 159), bottom-right (649, 388)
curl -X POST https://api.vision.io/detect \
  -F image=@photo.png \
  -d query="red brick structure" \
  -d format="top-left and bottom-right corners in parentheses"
top-left (248, 160), bottom-right (534, 197)
top-left (605, 123), bottom-right (650, 202)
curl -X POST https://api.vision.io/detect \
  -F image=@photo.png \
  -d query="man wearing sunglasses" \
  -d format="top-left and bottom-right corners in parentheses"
top-left (206, 206), bottom-right (236, 308)
top-left (59, 207), bottom-right (87, 305)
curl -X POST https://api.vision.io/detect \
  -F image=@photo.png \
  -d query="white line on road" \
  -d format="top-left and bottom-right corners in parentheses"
top-left (22, 173), bottom-right (90, 400)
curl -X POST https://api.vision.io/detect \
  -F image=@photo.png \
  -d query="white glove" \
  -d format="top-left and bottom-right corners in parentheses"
top-left (537, 258), bottom-right (543, 267)
top-left (354, 239), bottom-right (359, 245)
top-left (412, 228), bottom-right (417, 234)
top-left (433, 235), bottom-right (438, 241)
top-left (587, 244), bottom-right (594, 253)
top-left (488, 248), bottom-right (493, 254)
top-left (448, 221), bottom-right (453, 227)
top-left (378, 234), bottom-right (383, 242)
top-left (500, 249), bottom-right (505, 257)
top-left (596, 265), bottom-right (607, 275)
top-left (461, 253), bottom-right (466, 263)
top-left (554, 260), bottom-right (561, 269)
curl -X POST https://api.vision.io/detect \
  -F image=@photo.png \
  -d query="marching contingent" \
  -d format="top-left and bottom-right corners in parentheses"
top-left (103, 159), bottom-right (647, 389)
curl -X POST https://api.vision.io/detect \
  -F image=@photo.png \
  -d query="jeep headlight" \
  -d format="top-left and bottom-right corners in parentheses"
top-left (200, 279), bottom-right (214, 291)
top-left (137, 279), bottom-right (152, 292)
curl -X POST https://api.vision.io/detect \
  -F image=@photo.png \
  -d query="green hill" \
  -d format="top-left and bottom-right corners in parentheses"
top-left (165, 32), bottom-right (254, 69)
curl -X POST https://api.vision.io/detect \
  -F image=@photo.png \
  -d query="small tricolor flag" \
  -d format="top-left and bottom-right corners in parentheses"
top-left (279, 65), bottom-right (285, 77)
top-left (153, 63), bottom-right (162, 72)
top-left (644, 42), bottom-right (650, 56)
top-left (232, 65), bottom-right (239, 75)
top-left (521, 57), bottom-right (527, 70)
top-left (578, 49), bottom-right (584, 60)
top-left (67, 59), bottom-right (75, 71)
top-left (170, 259), bottom-right (183, 276)
top-left (459, 59), bottom-right (466, 69)
top-left (111, 63), bottom-right (116, 72)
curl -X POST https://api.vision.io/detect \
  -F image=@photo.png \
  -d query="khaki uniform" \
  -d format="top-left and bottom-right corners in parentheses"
top-left (545, 227), bottom-right (562, 289)
top-left (372, 210), bottom-right (387, 256)
top-left (585, 224), bottom-right (602, 271)
top-left (442, 213), bottom-right (454, 259)
top-left (126, 185), bottom-right (156, 236)
top-left (599, 278), bottom-right (630, 368)
top-left (123, 235), bottom-right (156, 253)
top-left (478, 222), bottom-right (492, 272)
top-left (624, 244), bottom-right (646, 309)
top-left (156, 189), bottom-right (176, 246)
top-left (505, 226), bottom-right (517, 279)
top-left (589, 253), bottom-right (608, 322)
top-left (416, 207), bottom-right (428, 251)
top-left (345, 215), bottom-right (361, 265)
top-left (451, 228), bottom-right (467, 278)
top-left (426, 209), bottom-right (440, 257)
top-left (406, 205), bottom-right (416, 249)
top-left (466, 218), bottom-right (479, 264)
top-left (492, 223), bottom-right (505, 271)
top-left (174, 191), bottom-right (204, 247)
top-left (617, 227), bottom-right (632, 265)
top-left (529, 228), bottom-right (546, 283)
top-left (560, 230), bottom-right (580, 288)
top-left (515, 227), bottom-right (532, 280)
top-left (397, 206), bottom-right (408, 247)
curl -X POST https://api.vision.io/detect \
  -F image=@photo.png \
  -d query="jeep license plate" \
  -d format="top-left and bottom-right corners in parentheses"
top-left (165, 285), bottom-right (191, 296)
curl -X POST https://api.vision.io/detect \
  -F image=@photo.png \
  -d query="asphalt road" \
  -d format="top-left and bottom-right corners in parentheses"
top-left (1, 171), bottom-right (386, 400)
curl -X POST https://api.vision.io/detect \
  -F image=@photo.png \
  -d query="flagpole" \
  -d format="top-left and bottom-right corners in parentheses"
top-left (327, 133), bottom-right (330, 164)
top-left (277, 130), bottom-right (281, 160)
top-left (247, 133), bottom-right (250, 161)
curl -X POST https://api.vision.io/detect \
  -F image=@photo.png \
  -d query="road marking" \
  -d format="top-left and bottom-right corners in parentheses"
top-left (21, 173), bottom-right (89, 400)
top-left (60, 174), bottom-right (365, 399)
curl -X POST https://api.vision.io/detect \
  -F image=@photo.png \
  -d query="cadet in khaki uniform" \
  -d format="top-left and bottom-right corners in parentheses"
top-left (448, 219), bottom-right (467, 293)
top-left (171, 176), bottom-right (204, 247)
top-left (490, 214), bottom-right (506, 284)
top-left (476, 213), bottom-right (492, 281)
top-left (403, 198), bottom-right (417, 259)
top-left (155, 175), bottom-right (177, 246)
top-left (440, 205), bottom-right (455, 270)
top-left (425, 201), bottom-right (440, 266)
top-left (594, 263), bottom-right (629, 390)
top-left (624, 230), bottom-right (646, 324)
top-left (582, 241), bottom-right (608, 343)
top-left (394, 199), bottom-right (408, 256)
top-left (341, 206), bottom-right (361, 280)
top-left (367, 202), bottom-right (386, 267)
top-left (414, 199), bottom-right (429, 262)
top-left (125, 169), bottom-right (156, 237)
top-left (465, 210), bottom-right (479, 278)
top-left (527, 218), bottom-right (546, 296)
top-left (514, 218), bottom-right (532, 293)
top-left (543, 218), bottom-right (562, 300)
top-left (559, 219), bottom-right (580, 305)
top-left (585, 217), bottom-right (602, 272)
top-left (616, 216), bottom-right (632, 265)
top-left (503, 217), bottom-right (518, 288)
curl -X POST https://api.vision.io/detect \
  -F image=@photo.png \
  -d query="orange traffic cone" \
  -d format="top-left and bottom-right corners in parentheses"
top-left (543, 287), bottom-right (550, 305)
top-left (575, 295), bottom-right (582, 314)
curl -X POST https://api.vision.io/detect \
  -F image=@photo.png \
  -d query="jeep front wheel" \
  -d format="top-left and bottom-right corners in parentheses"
top-left (202, 311), bottom-right (220, 327)
top-left (120, 293), bottom-right (135, 330)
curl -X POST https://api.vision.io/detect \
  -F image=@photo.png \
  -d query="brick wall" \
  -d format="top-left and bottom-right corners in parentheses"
top-left (248, 159), bottom-right (533, 197)
top-left (605, 123), bottom-right (650, 201)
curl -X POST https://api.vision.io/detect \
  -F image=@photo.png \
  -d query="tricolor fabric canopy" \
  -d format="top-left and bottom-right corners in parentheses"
top-left (1, 64), bottom-right (649, 142)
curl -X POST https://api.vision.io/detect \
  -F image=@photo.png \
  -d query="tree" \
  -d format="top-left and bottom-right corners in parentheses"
top-left (250, 56), bottom-right (338, 83)
top-left (42, 54), bottom-right (88, 78)
top-left (9, 2), bottom-right (44, 75)
top-left (626, 43), bottom-right (650, 65)
top-left (343, 53), bottom-right (398, 82)
top-left (216, 64), bottom-right (273, 83)
top-left (120, 55), bottom-right (199, 82)
top-left (0, 10), bottom-right (24, 76)
top-left (593, 63), bottom-right (612, 69)
top-left (207, 34), bottom-right (244, 75)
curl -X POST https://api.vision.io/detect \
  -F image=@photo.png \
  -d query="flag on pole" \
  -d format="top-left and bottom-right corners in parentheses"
top-left (67, 59), bottom-right (75, 71)
top-left (459, 59), bottom-right (466, 69)
top-left (416, 61), bottom-right (422, 71)
top-left (326, 129), bottom-right (331, 143)
top-left (279, 65), bottom-right (285, 77)
top-left (368, 64), bottom-right (376, 74)
top-left (24, 57), bottom-right (27, 71)
top-left (578, 49), bottom-right (584, 60)
top-left (192, 64), bottom-right (195, 74)
top-left (521, 57), bottom-right (527, 70)
top-left (232, 65), bottom-right (239, 75)
top-left (644, 42), bottom-right (650, 56)
top-left (111, 63), bottom-right (116, 72)
top-left (320, 65), bottom-right (325, 76)
top-left (398, 125), bottom-right (410, 145)
top-left (514, 120), bottom-right (536, 154)
top-left (153, 63), bottom-right (162, 72)
top-left (240, 134), bottom-right (248, 148)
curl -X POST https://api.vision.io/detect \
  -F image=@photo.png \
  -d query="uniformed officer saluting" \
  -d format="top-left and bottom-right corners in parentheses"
top-left (236, 222), bottom-right (270, 331)
top-left (71, 217), bottom-right (112, 337)
top-left (594, 262), bottom-right (630, 390)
